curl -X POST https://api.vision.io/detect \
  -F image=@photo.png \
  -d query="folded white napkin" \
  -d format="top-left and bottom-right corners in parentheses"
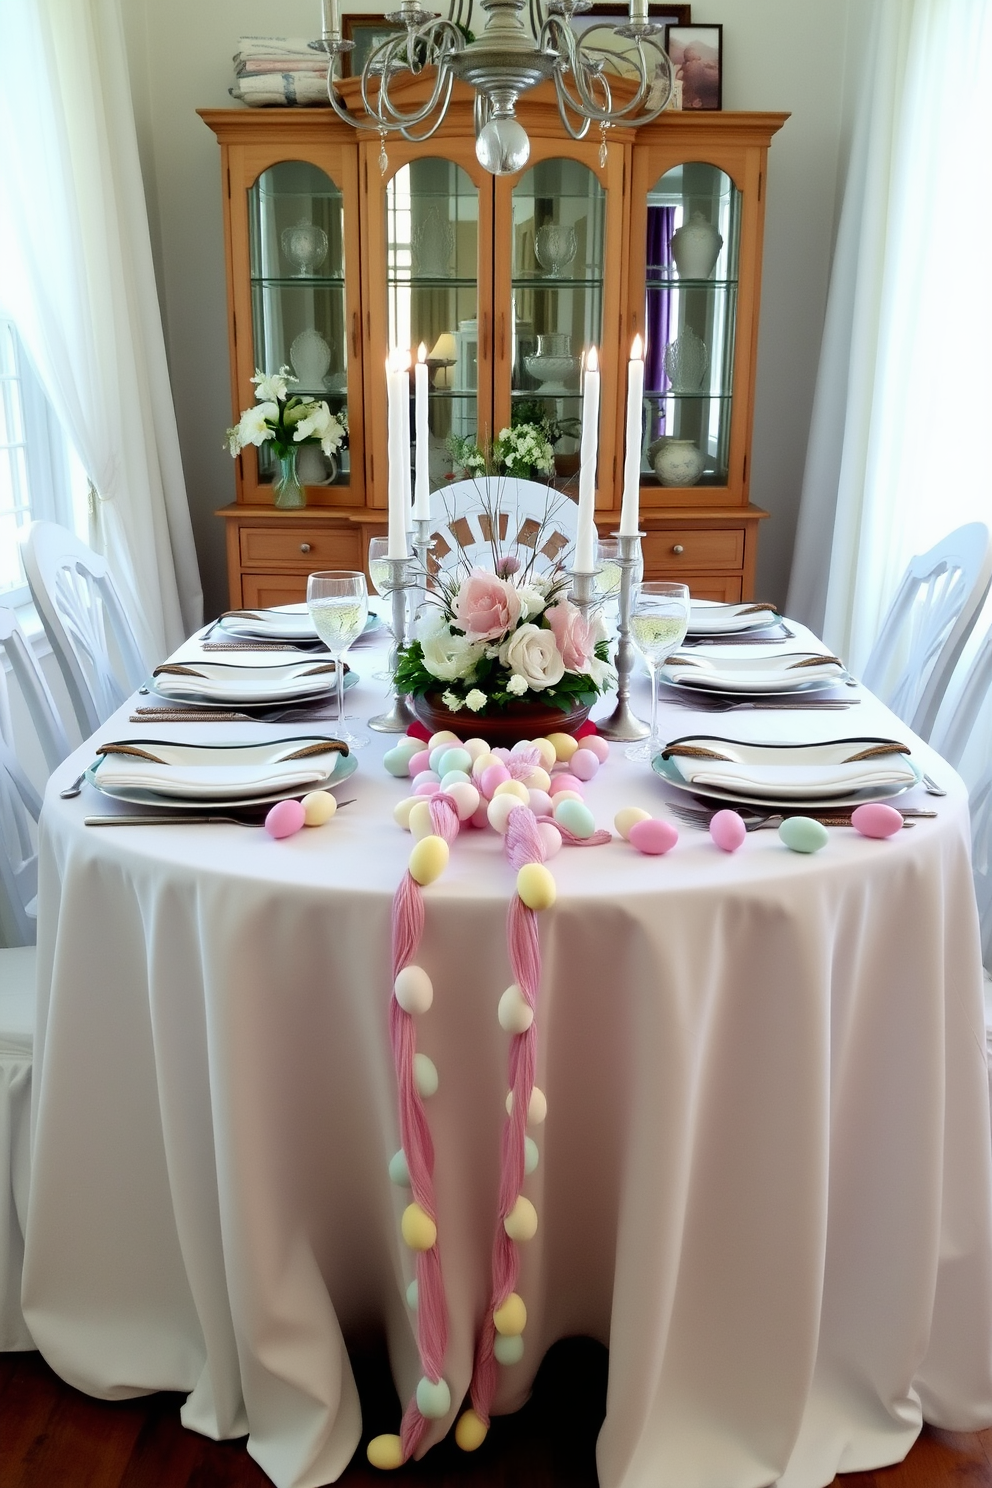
top-left (94, 742), bottom-right (342, 800)
top-left (673, 757), bottom-right (917, 800)
top-left (687, 602), bottom-right (781, 636)
top-left (663, 651), bottom-right (843, 694)
top-left (153, 657), bottom-right (335, 703)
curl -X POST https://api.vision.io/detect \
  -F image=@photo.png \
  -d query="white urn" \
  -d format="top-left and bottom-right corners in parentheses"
top-left (651, 438), bottom-right (705, 487)
top-left (670, 212), bottom-right (723, 279)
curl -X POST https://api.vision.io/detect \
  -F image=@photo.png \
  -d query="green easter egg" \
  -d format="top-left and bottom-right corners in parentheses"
top-left (439, 747), bottom-right (473, 777)
top-left (778, 816), bottom-right (830, 854)
top-left (524, 1136), bottom-right (539, 1174)
top-left (416, 1375), bottom-right (451, 1419)
top-left (493, 1334), bottom-right (525, 1365)
top-left (406, 1278), bottom-right (419, 1309)
top-left (388, 1149), bottom-right (410, 1186)
top-left (553, 798), bottom-right (596, 839)
top-left (413, 1052), bottom-right (439, 1097)
top-left (384, 746), bottom-right (415, 777)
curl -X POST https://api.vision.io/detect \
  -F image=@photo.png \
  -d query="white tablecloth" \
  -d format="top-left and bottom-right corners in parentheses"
top-left (22, 623), bottom-right (992, 1488)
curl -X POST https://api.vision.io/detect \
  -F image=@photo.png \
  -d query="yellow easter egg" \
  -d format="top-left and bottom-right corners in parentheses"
top-left (531, 738), bottom-right (557, 771)
top-left (615, 806), bottom-right (652, 841)
top-left (408, 800), bottom-right (435, 841)
top-left (302, 790), bottom-right (337, 826)
top-left (493, 1292), bottom-right (527, 1336)
top-left (517, 862), bottom-right (556, 911)
top-left (409, 835), bottom-right (449, 886)
top-left (455, 1409), bottom-right (489, 1452)
top-left (551, 789), bottom-right (583, 805)
top-left (367, 1434), bottom-right (404, 1469)
top-left (493, 779), bottom-right (530, 804)
top-left (546, 732), bottom-right (578, 762)
top-left (523, 765), bottom-right (552, 792)
top-left (401, 1202), bottom-right (437, 1251)
top-left (428, 730), bottom-right (461, 750)
top-left (503, 1195), bottom-right (538, 1242)
top-left (393, 797), bottom-right (420, 830)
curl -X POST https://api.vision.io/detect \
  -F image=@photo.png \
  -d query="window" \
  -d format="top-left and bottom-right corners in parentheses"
top-left (0, 315), bottom-right (88, 607)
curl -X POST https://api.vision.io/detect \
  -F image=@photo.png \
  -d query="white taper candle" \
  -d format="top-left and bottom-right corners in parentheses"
top-left (400, 351), bottom-right (413, 531)
top-left (414, 343), bottom-right (430, 519)
top-left (620, 335), bottom-right (644, 536)
top-left (576, 345), bottom-right (600, 573)
top-left (386, 354), bottom-right (408, 559)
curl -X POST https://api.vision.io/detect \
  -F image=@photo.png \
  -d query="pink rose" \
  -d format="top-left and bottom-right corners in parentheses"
top-left (454, 568), bottom-right (522, 641)
top-left (545, 600), bottom-right (596, 672)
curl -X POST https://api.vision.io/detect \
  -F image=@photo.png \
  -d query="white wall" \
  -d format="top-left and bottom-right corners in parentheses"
top-left (124, 0), bottom-right (855, 613)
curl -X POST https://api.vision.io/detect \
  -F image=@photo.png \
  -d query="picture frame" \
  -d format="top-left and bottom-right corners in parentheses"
top-left (340, 14), bottom-right (405, 78)
top-left (664, 23), bottom-right (722, 110)
top-left (567, 6), bottom-right (691, 88)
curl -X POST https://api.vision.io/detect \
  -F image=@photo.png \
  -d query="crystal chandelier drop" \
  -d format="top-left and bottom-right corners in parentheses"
top-left (319, 0), bottom-right (673, 174)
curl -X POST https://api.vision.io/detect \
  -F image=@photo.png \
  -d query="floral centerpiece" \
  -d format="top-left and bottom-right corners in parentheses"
top-left (449, 420), bottom-right (555, 482)
top-left (226, 367), bottom-right (346, 509)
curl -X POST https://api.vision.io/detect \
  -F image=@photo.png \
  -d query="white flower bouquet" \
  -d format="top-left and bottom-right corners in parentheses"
top-left (225, 367), bottom-right (345, 461)
top-left (448, 420), bottom-right (555, 481)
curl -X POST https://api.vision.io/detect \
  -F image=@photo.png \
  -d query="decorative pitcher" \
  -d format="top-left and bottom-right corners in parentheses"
top-left (651, 438), bottom-right (705, 487)
top-left (670, 212), bottom-right (723, 279)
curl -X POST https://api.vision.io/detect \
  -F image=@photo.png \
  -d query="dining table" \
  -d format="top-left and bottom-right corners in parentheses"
top-left (20, 610), bottom-right (992, 1488)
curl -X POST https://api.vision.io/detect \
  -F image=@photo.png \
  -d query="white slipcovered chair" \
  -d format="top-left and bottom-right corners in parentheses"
top-left (427, 476), bottom-right (578, 576)
top-left (861, 522), bottom-right (992, 741)
top-left (22, 520), bottom-right (147, 736)
top-left (0, 605), bottom-right (72, 772)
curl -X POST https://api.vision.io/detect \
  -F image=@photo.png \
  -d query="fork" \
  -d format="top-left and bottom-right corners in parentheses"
top-left (661, 693), bottom-right (859, 712)
top-left (665, 801), bottom-right (935, 832)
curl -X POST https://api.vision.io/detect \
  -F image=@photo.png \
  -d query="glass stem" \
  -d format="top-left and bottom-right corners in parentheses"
top-left (336, 651), bottom-right (346, 722)
top-left (648, 661), bottom-right (659, 744)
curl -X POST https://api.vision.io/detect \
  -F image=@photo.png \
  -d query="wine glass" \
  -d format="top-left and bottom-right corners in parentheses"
top-left (626, 581), bottom-right (691, 762)
top-left (367, 537), bottom-right (394, 681)
top-left (306, 570), bottom-right (370, 749)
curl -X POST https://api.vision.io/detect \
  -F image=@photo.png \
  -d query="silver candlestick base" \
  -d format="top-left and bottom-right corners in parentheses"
top-left (596, 531), bottom-right (650, 741)
top-left (412, 517), bottom-right (434, 618)
top-left (568, 567), bottom-right (598, 622)
top-left (369, 555), bottom-right (416, 733)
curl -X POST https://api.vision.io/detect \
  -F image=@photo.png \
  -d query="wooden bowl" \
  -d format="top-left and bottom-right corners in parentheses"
top-left (412, 691), bottom-right (591, 746)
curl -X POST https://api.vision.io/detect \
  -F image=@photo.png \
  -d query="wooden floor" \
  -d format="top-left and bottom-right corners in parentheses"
top-left (2, 1336), bottom-right (991, 1488)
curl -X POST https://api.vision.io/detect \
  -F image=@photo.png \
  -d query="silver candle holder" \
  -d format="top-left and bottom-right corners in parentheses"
top-left (568, 567), bottom-right (598, 622)
top-left (596, 531), bottom-right (650, 742)
top-left (368, 554), bottom-right (417, 733)
top-left (412, 517), bottom-right (434, 618)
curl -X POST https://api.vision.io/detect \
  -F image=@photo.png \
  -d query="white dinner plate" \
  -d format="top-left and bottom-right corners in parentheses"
top-left (85, 736), bottom-right (358, 809)
top-left (686, 600), bottom-right (784, 636)
top-left (651, 734), bottom-right (922, 809)
top-left (661, 650), bottom-right (848, 695)
top-left (149, 656), bottom-right (359, 707)
top-left (218, 604), bottom-right (381, 644)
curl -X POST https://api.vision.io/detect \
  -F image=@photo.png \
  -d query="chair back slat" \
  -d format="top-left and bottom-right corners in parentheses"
top-left (0, 607), bottom-right (71, 772)
top-left (0, 734), bottom-right (42, 948)
top-left (427, 477), bottom-right (578, 577)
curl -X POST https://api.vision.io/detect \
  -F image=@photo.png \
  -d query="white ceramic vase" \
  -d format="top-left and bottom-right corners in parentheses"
top-left (651, 438), bottom-right (705, 487)
top-left (670, 211), bottom-right (723, 279)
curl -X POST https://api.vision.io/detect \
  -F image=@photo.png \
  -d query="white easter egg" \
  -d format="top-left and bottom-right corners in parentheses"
top-left (446, 782), bottom-right (481, 821)
top-left (537, 822), bottom-right (562, 858)
top-left (498, 984), bottom-right (534, 1034)
top-left (394, 964), bottom-right (433, 1015)
top-left (487, 795), bottom-right (519, 834)
top-left (413, 1052), bottom-right (438, 1098)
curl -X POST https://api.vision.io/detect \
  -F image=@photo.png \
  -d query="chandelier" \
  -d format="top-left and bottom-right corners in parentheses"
top-left (319, 0), bottom-right (674, 174)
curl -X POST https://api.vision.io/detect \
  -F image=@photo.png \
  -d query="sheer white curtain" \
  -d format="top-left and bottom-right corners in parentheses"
top-left (0, 0), bottom-right (201, 659)
top-left (787, 0), bottom-right (992, 673)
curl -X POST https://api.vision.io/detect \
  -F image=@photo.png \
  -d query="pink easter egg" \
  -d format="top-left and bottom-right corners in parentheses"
top-left (469, 801), bottom-right (491, 829)
top-left (413, 780), bottom-right (441, 797)
top-left (851, 802), bottom-right (904, 839)
top-left (481, 762), bottom-right (511, 798)
top-left (537, 822), bottom-right (562, 858)
top-left (265, 798), bottom-right (306, 839)
top-left (528, 789), bottom-right (554, 817)
top-left (709, 809), bottom-right (747, 852)
top-left (408, 750), bottom-right (433, 778)
top-left (492, 747), bottom-right (512, 763)
top-left (582, 735), bottom-right (610, 763)
top-left (548, 773), bottom-right (583, 797)
top-left (570, 749), bottom-right (600, 782)
top-left (628, 817), bottom-right (678, 855)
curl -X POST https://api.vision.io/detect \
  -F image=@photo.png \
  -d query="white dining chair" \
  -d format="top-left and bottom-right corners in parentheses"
top-left (21, 521), bottom-right (148, 736)
top-left (860, 522), bottom-right (992, 742)
top-left (0, 605), bottom-right (72, 773)
top-left (428, 476), bottom-right (578, 575)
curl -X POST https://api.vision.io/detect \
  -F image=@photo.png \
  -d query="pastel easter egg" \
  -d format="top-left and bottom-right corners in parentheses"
top-left (439, 769), bottom-right (472, 790)
top-left (551, 789), bottom-right (584, 806)
top-left (408, 835), bottom-right (449, 885)
top-left (492, 748), bottom-right (512, 763)
top-left (493, 1292), bottom-right (527, 1336)
top-left (265, 798), bottom-right (306, 839)
top-left (517, 862), bottom-right (556, 910)
top-left (406, 720), bottom-right (431, 743)
top-left (428, 730), bottom-right (461, 750)
top-left (498, 983), bottom-right (534, 1034)
top-left (506, 1086), bottom-right (547, 1123)
top-left (504, 1195), bottom-right (538, 1242)
top-left (778, 816), bottom-right (830, 854)
top-left (528, 789), bottom-right (554, 818)
top-left (531, 738), bottom-right (558, 771)
top-left (523, 765), bottom-right (552, 793)
top-left (709, 809), bottom-right (747, 853)
top-left (548, 773), bottom-right (583, 797)
top-left (493, 779), bottom-right (530, 804)
top-left (394, 963), bottom-right (433, 1014)
top-left (481, 762), bottom-right (511, 798)
top-left (367, 1434), bottom-right (404, 1470)
top-left (413, 779), bottom-right (441, 798)
top-left (615, 806), bottom-right (651, 840)
top-left (462, 738), bottom-right (491, 763)
top-left (416, 1376), bottom-right (451, 1419)
top-left (471, 752), bottom-right (497, 782)
top-left (851, 802), bottom-right (904, 839)
top-left (429, 745), bottom-right (450, 774)
top-left (406, 1279), bottom-right (419, 1310)
top-left (413, 1053), bottom-right (438, 1097)
top-left (388, 1149), bottom-right (410, 1186)
top-left (524, 1136), bottom-right (540, 1174)
top-left (301, 790), bottom-right (337, 826)
top-left (408, 800), bottom-right (435, 840)
top-left (401, 1202), bottom-right (437, 1251)
top-left (470, 801), bottom-right (491, 830)
top-left (537, 822), bottom-right (562, 859)
top-left (408, 750), bottom-right (433, 778)
top-left (511, 739), bottom-right (536, 757)
top-left (487, 795), bottom-right (520, 835)
top-left (383, 746), bottom-right (415, 777)
top-left (447, 782), bottom-right (481, 821)
top-left (546, 732), bottom-right (578, 762)
top-left (493, 1335), bottom-right (525, 1366)
top-left (582, 735), bottom-right (610, 763)
top-left (455, 1410), bottom-right (488, 1452)
top-left (629, 818), bottom-right (679, 855)
top-left (439, 747), bottom-right (473, 778)
top-left (393, 797), bottom-right (419, 830)
top-left (553, 798), bottom-right (596, 839)
top-left (569, 749), bottom-right (600, 782)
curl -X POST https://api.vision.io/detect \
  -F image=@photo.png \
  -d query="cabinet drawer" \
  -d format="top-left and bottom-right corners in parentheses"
top-left (239, 527), bottom-right (363, 569)
top-left (241, 574), bottom-right (310, 608)
top-left (674, 575), bottom-right (743, 603)
top-left (642, 529), bottom-right (744, 572)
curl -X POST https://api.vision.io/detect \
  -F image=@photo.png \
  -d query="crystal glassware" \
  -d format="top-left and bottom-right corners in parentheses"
top-left (367, 537), bottom-right (394, 682)
top-left (307, 570), bottom-right (369, 749)
top-left (281, 218), bottom-right (329, 277)
top-left (534, 222), bottom-right (578, 277)
top-left (626, 581), bottom-right (690, 762)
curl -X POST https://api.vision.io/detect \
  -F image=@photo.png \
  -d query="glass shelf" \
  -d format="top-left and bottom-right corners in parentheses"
top-left (251, 274), bottom-right (346, 287)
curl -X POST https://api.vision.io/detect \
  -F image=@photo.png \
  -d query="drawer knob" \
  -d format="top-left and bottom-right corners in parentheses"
top-left (672, 543), bottom-right (684, 555)
top-left (300, 543), bottom-right (312, 554)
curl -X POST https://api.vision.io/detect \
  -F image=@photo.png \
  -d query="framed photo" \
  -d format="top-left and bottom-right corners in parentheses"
top-left (664, 23), bottom-right (722, 109)
top-left (340, 14), bottom-right (405, 78)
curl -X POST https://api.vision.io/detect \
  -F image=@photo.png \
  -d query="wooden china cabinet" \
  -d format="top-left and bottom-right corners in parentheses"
top-left (202, 91), bottom-right (785, 607)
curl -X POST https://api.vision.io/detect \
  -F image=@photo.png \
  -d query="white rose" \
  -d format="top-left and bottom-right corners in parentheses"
top-left (499, 623), bottom-right (565, 691)
top-left (515, 584), bottom-right (547, 620)
top-left (421, 621), bottom-right (485, 681)
top-left (505, 673), bottom-right (529, 696)
top-left (441, 690), bottom-right (464, 712)
top-left (465, 689), bottom-right (488, 712)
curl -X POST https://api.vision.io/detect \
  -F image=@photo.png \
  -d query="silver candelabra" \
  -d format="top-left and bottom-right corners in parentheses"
top-left (596, 531), bottom-right (649, 742)
top-left (368, 555), bottom-right (417, 733)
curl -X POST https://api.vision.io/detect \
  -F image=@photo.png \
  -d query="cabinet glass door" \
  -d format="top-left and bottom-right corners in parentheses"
top-left (385, 159), bottom-right (479, 485)
top-left (248, 160), bottom-right (350, 487)
top-left (643, 163), bottom-right (740, 487)
top-left (511, 159), bottom-right (605, 481)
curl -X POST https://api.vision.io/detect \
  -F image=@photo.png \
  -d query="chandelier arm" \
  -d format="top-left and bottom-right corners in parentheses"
top-left (398, 69), bottom-right (457, 140)
top-left (359, 21), bottom-right (463, 133)
top-left (543, 16), bottom-right (672, 123)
